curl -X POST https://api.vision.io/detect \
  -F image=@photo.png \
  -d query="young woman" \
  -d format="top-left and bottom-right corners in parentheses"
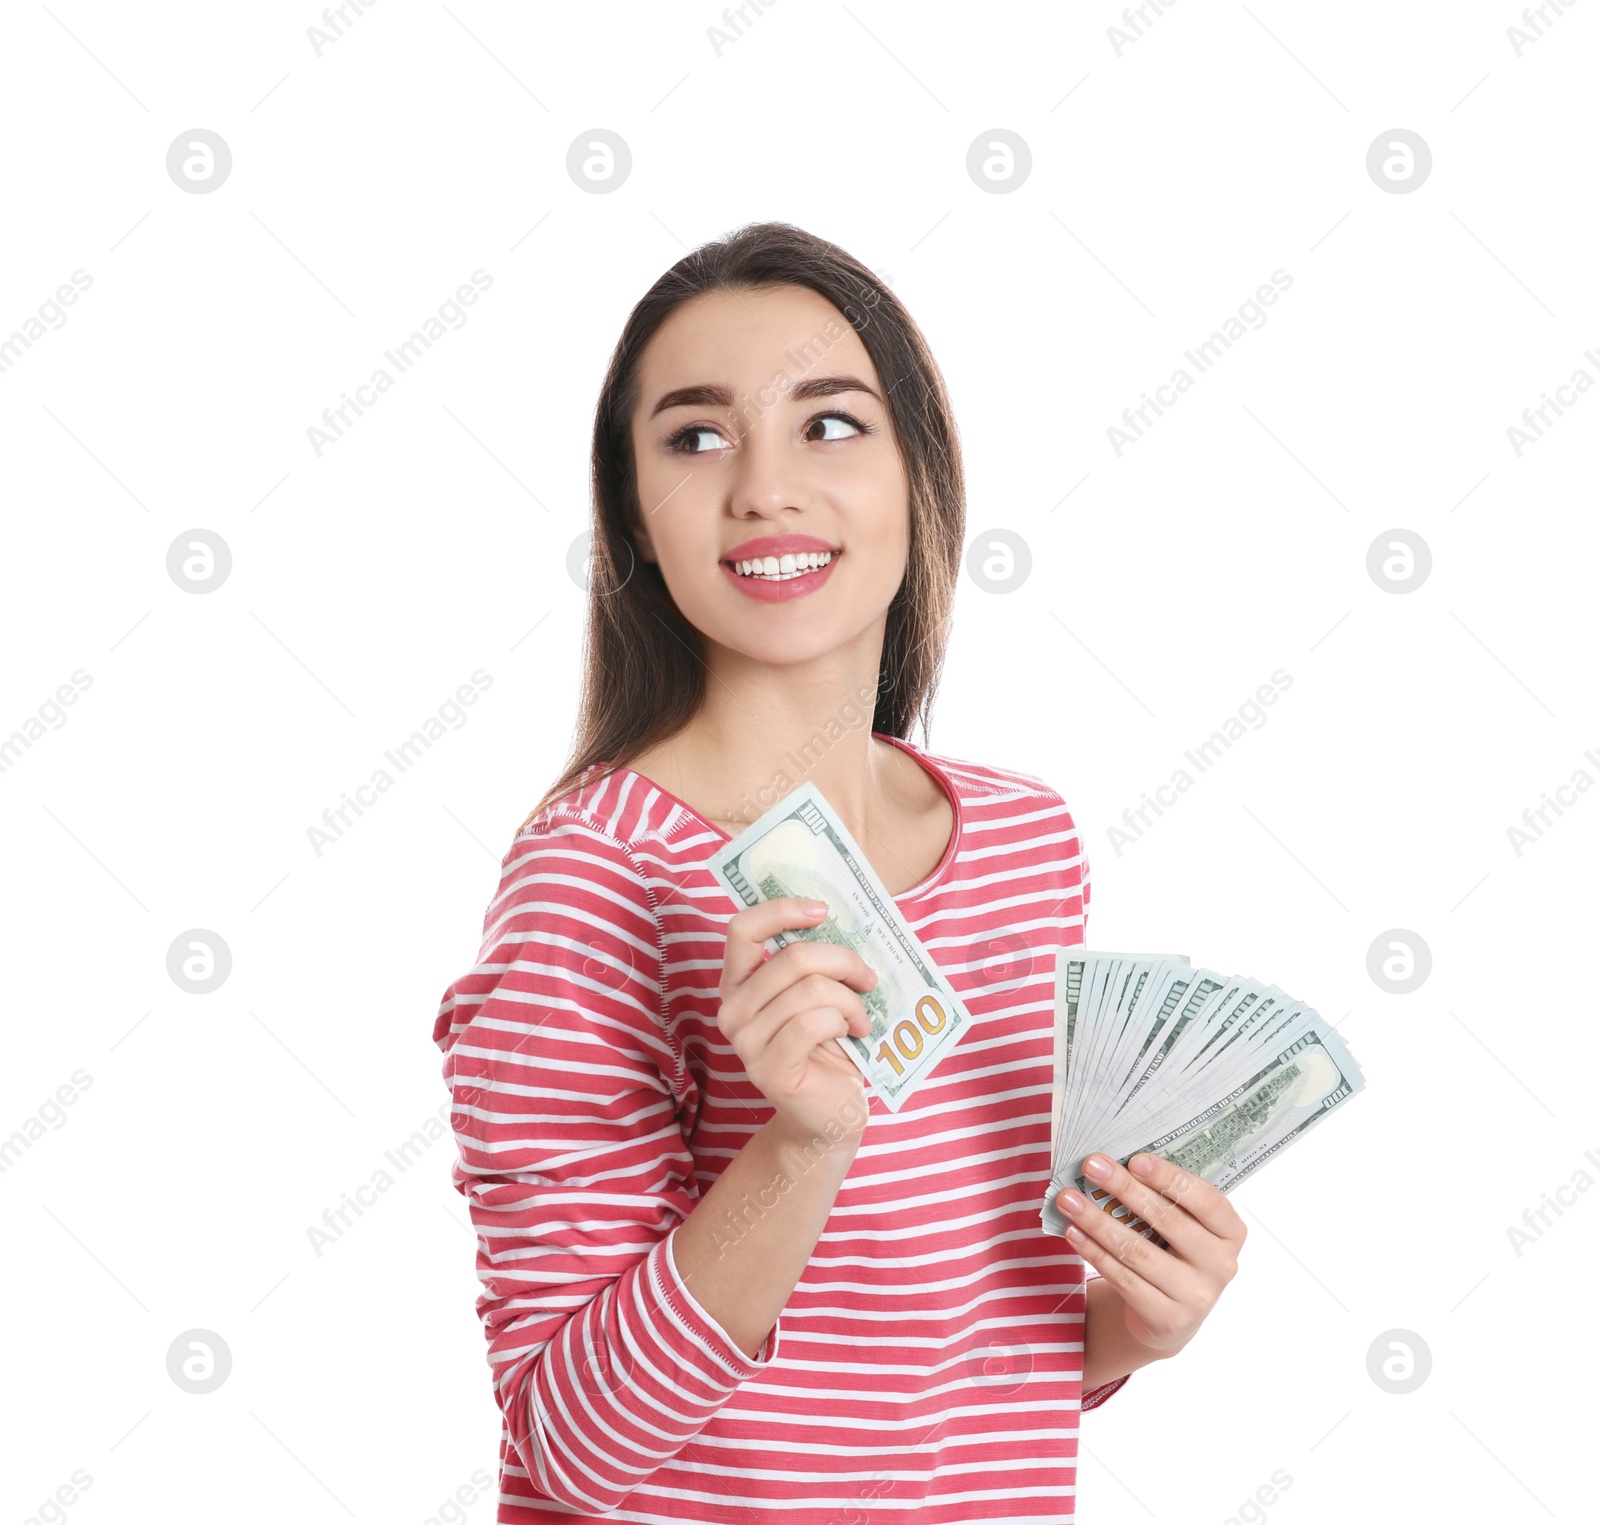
top-left (433, 222), bottom-right (1247, 1523)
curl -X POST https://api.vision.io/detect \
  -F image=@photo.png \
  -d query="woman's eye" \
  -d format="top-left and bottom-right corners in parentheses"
top-left (668, 425), bottom-right (727, 455)
top-left (805, 411), bottom-right (868, 442)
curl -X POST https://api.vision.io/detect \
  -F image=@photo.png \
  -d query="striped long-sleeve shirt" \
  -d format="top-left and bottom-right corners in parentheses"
top-left (432, 732), bottom-right (1129, 1523)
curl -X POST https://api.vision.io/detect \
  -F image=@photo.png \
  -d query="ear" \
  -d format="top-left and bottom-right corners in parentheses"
top-left (631, 512), bottom-right (658, 564)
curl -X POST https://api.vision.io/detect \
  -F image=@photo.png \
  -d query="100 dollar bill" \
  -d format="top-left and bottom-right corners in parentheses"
top-left (706, 779), bottom-right (972, 1113)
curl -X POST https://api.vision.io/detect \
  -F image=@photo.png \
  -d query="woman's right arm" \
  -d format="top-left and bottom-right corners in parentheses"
top-left (668, 1113), bottom-right (860, 1360)
top-left (434, 830), bottom-right (876, 1513)
top-left (670, 894), bottom-right (881, 1359)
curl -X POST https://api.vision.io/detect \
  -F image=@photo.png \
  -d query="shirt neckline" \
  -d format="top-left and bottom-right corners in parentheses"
top-left (605, 731), bottom-right (963, 902)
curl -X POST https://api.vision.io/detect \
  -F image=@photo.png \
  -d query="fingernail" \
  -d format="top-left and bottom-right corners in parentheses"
top-left (1083, 1155), bottom-right (1112, 1180)
top-left (1130, 1154), bottom-right (1155, 1176)
top-left (803, 899), bottom-right (827, 915)
top-left (1059, 1188), bottom-right (1088, 1214)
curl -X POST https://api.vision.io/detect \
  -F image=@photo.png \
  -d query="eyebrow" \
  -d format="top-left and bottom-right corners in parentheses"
top-left (647, 373), bottom-right (883, 419)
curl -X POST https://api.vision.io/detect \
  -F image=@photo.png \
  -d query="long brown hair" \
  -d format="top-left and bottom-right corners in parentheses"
top-left (519, 220), bottom-right (966, 831)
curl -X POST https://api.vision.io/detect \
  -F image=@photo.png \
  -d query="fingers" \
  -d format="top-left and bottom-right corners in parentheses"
top-left (1056, 1179), bottom-right (1196, 1304)
top-left (719, 897), bottom-right (828, 992)
top-left (721, 915), bottom-right (876, 1040)
top-left (1061, 1205), bottom-right (1186, 1321)
top-left (1056, 1151), bottom-right (1246, 1312)
top-left (1060, 1153), bottom-right (1248, 1347)
top-left (766, 1006), bottom-right (866, 1084)
top-left (1071, 1154), bottom-right (1210, 1263)
top-left (719, 903), bottom-right (880, 1084)
top-left (1091, 1152), bottom-right (1247, 1253)
top-left (736, 971), bottom-right (872, 1058)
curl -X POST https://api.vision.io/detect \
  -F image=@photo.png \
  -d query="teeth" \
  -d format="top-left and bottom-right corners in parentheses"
top-left (731, 550), bottom-right (835, 580)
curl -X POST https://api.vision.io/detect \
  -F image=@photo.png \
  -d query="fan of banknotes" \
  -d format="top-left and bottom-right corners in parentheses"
top-left (707, 782), bottom-right (1366, 1233)
top-left (1041, 951), bottom-right (1364, 1243)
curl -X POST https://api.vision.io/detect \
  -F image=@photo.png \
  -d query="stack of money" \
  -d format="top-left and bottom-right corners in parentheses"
top-left (706, 786), bottom-right (1367, 1217)
top-left (707, 779), bottom-right (973, 1113)
top-left (1042, 951), bottom-right (1364, 1243)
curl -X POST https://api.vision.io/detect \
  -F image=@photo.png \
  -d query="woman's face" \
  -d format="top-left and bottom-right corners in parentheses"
top-left (628, 282), bottom-right (909, 670)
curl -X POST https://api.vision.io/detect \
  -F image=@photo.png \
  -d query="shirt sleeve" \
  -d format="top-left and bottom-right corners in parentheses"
top-left (432, 814), bottom-right (781, 1514)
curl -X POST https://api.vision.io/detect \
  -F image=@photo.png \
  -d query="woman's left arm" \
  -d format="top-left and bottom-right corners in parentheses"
top-left (1064, 1151), bottom-right (1249, 1392)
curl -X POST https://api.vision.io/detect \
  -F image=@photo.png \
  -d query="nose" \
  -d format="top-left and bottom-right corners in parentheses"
top-left (728, 411), bottom-right (816, 521)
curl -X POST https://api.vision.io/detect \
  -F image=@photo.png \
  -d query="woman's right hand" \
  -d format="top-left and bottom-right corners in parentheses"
top-left (716, 896), bottom-right (878, 1145)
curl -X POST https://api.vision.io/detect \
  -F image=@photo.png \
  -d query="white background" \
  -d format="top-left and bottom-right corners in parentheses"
top-left (2, 2), bottom-right (1595, 1522)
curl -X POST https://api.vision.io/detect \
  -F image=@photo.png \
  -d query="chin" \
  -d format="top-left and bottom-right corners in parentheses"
top-left (713, 625), bottom-right (845, 667)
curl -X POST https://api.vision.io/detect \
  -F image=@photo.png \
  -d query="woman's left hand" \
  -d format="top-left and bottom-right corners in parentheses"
top-left (1057, 1151), bottom-right (1247, 1357)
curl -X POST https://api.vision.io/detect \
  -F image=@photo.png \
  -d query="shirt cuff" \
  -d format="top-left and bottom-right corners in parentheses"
top-left (1082, 1372), bottom-right (1131, 1409)
top-left (651, 1224), bottom-right (782, 1374)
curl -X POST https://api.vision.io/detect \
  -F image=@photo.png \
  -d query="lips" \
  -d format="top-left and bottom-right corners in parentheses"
top-left (721, 532), bottom-right (841, 563)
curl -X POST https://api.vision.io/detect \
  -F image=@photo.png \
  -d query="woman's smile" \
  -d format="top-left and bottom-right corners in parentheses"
top-left (719, 530), bottom-right (842, 601)
top-left (719, 546), bottom-right (842, 602)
